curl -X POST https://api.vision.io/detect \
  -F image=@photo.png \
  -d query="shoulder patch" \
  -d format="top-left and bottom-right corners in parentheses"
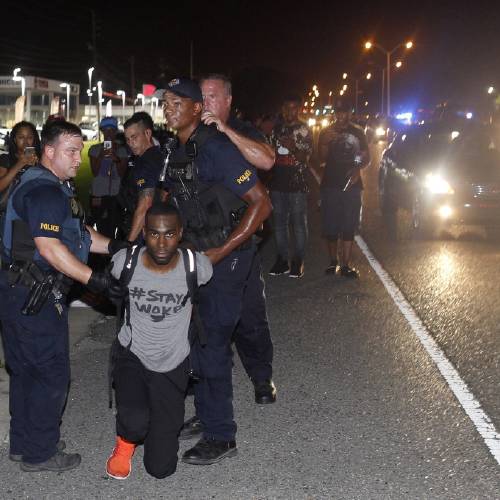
top-left (40, 222), bottom-right (60, 232)
top-left (236, 169), bottom-right (253, 185)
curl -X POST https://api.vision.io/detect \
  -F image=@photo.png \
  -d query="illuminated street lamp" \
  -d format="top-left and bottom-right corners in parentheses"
top-left (136, 93), bottom-right (145, 108)
top-left (342, 73), bottom-right (348, 80)
top-left (59, 83), bottom-right (70, 120)
top-left (87, 67), bottom-right (95, 112)
top-left (488, 86), bottom-right (495, 95)
top-left (395, 61), bottom-right (403, 68)
top-left (117, 90), bottom-right (126, 120)
top-left (13, 67), bottom-right (26, 97)
top-left (364, 39), bottom-right (413, 115)
top-left (96, 81), bottom-right (103, 135)
top-left (151, 96), bottom-right (159, 119)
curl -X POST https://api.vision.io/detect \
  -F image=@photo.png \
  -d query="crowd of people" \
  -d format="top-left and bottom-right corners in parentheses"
top-left (0, 75), bottom-right (369, 479)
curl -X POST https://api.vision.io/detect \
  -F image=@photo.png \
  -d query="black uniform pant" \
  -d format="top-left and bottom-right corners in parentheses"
top-left (234, 251), bottom-right (273, 382)
top-left (113, 345), bottom-right (189, 479)
top-left (192, 246), bottom-right (255, 442)
top-left (0, 271), bottom-right (70, 464)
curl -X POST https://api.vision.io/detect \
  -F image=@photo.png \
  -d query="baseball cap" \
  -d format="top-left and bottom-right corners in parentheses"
top-left (154, 78), bottom-right (203, 103)
top-left (100, 116), bottom-right (118, 129)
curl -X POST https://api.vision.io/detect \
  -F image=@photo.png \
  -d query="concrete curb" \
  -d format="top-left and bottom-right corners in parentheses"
top-left (0, 307), bottom-right (104, 446)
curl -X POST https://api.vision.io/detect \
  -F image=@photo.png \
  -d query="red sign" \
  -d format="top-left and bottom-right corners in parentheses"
top-left (142, 84), bottom-right (156, 96)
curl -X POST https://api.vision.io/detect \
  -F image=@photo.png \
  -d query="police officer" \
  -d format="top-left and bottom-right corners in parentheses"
top-left (162, 78), bottom-right (272, 465)
top-left (123, 111), bottom-right (164, 243)
top-left (199, 74), bottom-right (276, 405)
top-left (0, 121), bottom-right (127, 472)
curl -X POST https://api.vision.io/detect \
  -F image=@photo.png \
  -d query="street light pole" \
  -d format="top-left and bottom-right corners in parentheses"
top-left (386, 52), bottom-right (391, 116)
top-left (60, 83), bottom-right (70, 120)
top-left (88, 67), bottom-right (95, 116)
top-left (117, 90), bottom-right (126, 121)
top-left (96, 81), bottom-right (102, 139)
top-left (364, 40), bottom-right (412, 116)
top-left (13, 67), bottom-right (26, 97)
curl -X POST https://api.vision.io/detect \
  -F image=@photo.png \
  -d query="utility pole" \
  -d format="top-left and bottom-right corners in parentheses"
top-left (190, 40), bottom-right (194, 79)
top-left (91, 10), bottom-right (97, 69)
top-left (130, 55), bottom-right (136, 113)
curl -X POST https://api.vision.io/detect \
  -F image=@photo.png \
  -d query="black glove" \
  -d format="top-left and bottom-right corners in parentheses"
top-left (108, 238), bottom-right (131, 256)
top-left (87, 270), bottom-right (128, 301)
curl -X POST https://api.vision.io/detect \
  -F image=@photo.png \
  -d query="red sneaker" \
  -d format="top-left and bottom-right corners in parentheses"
top-left (106, 436), bottom-right (136, 479)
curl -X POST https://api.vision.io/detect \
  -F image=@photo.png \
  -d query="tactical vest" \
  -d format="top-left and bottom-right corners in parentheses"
top-left (1, 165), bottom-right (91, 268)
top-left (165, 125), bottom-right (248, 251)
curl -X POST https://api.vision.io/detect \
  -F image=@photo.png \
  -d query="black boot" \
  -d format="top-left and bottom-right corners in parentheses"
top-left (179, 415), bottom-right (204, 440)
top-left (182, 438), bottom-right (237, 465)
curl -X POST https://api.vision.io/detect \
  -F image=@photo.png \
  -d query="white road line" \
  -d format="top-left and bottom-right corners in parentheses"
top-left (355, 234), bottom-right (500, 466)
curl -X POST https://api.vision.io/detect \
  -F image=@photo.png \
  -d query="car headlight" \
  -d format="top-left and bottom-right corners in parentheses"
top-left (321, 118), bottom-right (329, 128)
top-left (375, 127), bottom-right (386, 137)
top-left (308, 118), bottom-right (316, 127)
top-left (424, 173), bottom-right (454, 194)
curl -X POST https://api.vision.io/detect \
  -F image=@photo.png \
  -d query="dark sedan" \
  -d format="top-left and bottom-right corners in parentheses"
top-left (378, 121), bottom-right (500, 237)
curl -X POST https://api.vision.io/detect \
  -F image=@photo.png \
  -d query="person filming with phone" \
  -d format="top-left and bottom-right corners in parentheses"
top-left (88, 116), bottom-right (128, 238)
top-left (0, 121), bottom-right (41, 197)
top-left (318, 99), bottom-right (370, 278)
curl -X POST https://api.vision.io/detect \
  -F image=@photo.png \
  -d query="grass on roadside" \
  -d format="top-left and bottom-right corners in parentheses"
top-left (74, 141), bottom-right (99, 213)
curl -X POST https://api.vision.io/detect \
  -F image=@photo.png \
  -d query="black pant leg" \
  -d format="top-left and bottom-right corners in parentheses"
top-left (113, 348), bottom-right (150, 443)
top-left (234, 252), bottom-right (273, 382)
top-left (143, 358), bottom-right (189, 479)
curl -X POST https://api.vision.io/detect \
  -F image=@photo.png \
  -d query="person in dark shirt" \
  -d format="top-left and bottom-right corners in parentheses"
top-left (123, 112), bottom-right (164, 243)
top-left (318, 100), bottom-right (370, 278)
top-left (0, 121), bottom-right (41, 197)
top-left (167, 75), bottom-right (276, 445)
top-left (162, 77), bottom-right (272, 465)
top-left (268, 96), bottom-right (313, 278)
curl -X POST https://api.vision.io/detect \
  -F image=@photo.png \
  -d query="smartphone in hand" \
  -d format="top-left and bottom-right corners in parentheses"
top-left (23, 146), bottom-right (37, 165)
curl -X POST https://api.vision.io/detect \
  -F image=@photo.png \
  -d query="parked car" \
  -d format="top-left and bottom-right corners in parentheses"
top-left (378, 120), bottom-right (500, 237)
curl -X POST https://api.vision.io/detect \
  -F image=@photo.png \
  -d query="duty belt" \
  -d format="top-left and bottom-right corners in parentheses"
top-left (7, 261), bottom-right (72, 295)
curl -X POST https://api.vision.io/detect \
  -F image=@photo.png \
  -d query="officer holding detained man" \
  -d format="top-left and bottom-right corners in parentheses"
top-left (161, 78), bottom-right (272, 465)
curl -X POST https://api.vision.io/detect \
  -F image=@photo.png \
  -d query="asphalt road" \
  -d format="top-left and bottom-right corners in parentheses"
top-left (0, 142), bottom-right (499, 499)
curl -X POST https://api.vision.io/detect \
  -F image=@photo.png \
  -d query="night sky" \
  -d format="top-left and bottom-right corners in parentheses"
top-left (2, 0), bottom-right (500, 117)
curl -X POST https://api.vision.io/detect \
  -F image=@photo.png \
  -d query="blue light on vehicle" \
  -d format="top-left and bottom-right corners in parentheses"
top-left (395, 112), bottom-right (413, 124)
top-left (466, 112), bottom-right (473, 120)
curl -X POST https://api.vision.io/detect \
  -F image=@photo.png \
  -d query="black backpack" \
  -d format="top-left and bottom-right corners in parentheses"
top-left (107, 245), bottom-right (206, 408)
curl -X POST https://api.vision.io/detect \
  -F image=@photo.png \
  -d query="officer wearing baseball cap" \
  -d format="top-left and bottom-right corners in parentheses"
top-left (161, 78), bottom-right (272, 465)
top-left (154, 78), bottom-right (204, 103)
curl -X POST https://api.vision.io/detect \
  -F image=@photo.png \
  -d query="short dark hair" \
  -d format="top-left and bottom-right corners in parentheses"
top-left (283, 95), bottom-right (301, 105)
top-left (199, 74), bottom-right (232, 96)
top-left (41, 120), bottom-right (82, 149)
top-left (124, 111), bottom-right (154, 132)
top-left (145, 203), bottom-right (182, 227)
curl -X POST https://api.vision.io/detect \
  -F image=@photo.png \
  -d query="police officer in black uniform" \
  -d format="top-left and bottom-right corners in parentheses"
top-left (199, 74), bottom-right (277, 406)
top-left (162, 78), bottom-right (272, 465)
top-left (123, 111), bottom-right (164, 243)
top-left (0, 121), bottom-right (128, 472)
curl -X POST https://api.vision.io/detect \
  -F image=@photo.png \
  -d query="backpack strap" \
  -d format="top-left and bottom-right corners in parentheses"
top-left (118, 243), bottom-right (142, 341)
top-left (180, 247), bottom-right (206, 347)
top-left (108, 244), bottom-right (141, 408)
